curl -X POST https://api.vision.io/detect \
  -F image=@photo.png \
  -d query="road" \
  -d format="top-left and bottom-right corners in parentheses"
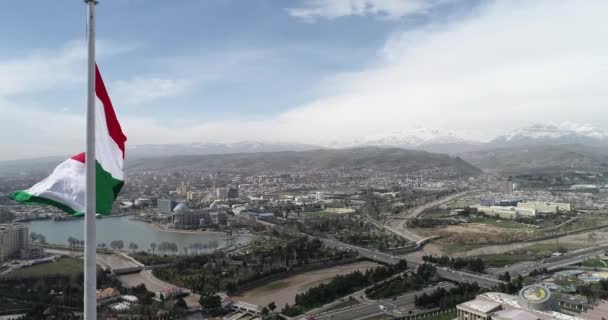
top-left (310, 283), bottom-right (453, 320)
top-left (385, 190), bottom-right (473, 243)
top-left (403, 190), bottom-right (472, 220)
top-left (258, 220), bottom-right (503, 289)
top-left (320, 237), bottom-right (502, 288)
top-left (488, 244), bottom-right (608, 277)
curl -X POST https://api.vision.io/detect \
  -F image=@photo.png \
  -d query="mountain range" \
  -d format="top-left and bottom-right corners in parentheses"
top-left (127, 147), bottom-right (482, 178)
top-left (1, 122), bottom-right (606, 177)
top-left (123, 122), bottom-right (608, 176)
top-left (125, 122), bottom-right (608, 158)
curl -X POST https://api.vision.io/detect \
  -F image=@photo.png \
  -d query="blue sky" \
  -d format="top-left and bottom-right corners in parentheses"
top-left (0, 0), bottom-right (607, 159)
top-left (0, 0), bottom-right (425, 118)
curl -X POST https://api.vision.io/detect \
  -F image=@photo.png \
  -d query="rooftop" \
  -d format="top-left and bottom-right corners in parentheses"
top-left (459, 299), bottom-right (502, 314)
top-left (493, 309), bottom-right (538, 320)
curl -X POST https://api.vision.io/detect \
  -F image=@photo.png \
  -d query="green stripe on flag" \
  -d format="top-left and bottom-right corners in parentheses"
top-left (95, 160), bottom-right (123, 215)
top-left (9, 190), bottom-right (78, 215)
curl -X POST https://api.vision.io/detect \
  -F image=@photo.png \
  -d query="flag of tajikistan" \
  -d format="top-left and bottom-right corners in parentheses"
top-left (10, 65), bottom-right (126, 216)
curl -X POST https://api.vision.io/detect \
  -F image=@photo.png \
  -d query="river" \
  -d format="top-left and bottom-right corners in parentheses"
top-left (27, 215), bottom-right (255, 252)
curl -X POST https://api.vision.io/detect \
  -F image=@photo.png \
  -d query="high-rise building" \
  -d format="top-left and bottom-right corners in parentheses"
top-left (500, 180), bottom-right (514, 194)
top-left (227, 188), bottom-right (239, 199)
top-left (158, 198), bottom-right (176, 214)
top-left (216, 187), bottom-right (228, 200)
top-left (0, 223), bottom-right (28, 262)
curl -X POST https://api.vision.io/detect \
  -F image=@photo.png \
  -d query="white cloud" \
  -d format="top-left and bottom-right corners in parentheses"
top-left (273, 0), bottom-right (608, 143)
top-left (111, 77), bottom-right (192, 105)
top-left (288, 0), bottom-right (442, 20)
top-left (0, 40), bottom-right (135, 97)
top-left (1, 0), bottom-right (608, 160)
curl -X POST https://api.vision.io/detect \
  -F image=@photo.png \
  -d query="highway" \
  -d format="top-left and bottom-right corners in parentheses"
top-left (383, 190), bottom-right (473, 243)
top-left (488, 244), bottom-right (608, 277)
top-left (320, 237), bottom-right (502, 288)
top-left (310, 283), bottom-right (453, 320)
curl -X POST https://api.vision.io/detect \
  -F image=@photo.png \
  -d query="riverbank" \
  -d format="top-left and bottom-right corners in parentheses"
top-left (28, 215), bottom-right (257, 252)
top-left (132, 217), bottom-right (255, 236)
top-left (234, 261), bottom-right (380, 308)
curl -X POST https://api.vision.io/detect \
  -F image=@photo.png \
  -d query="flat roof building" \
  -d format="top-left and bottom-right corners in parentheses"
top-left (0, 223), bottom-right (28, 262)
top-left (457, 285), bottom-right (584, 320)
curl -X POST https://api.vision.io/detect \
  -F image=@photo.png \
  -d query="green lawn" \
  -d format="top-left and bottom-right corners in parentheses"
top-left (471, 216), bottom-right (529, 229)
top-left (475, 254), bottom-right (534, 267)
top-left (581, 258), bottom-right (608, 268)
top-left (302, 211), bottom-right (334, 218)
top-left (564, 215), bottom-right (608, 231)
top-left (6, 257), bottom-right (83, 278)
top-left (524, 242), bottom-right (586, 253)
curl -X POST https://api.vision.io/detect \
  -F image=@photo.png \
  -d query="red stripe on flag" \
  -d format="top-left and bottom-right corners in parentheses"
top-left (71, 152), bottom-right (86, 163)
top-left (95, 64), bottom-right (127, 157)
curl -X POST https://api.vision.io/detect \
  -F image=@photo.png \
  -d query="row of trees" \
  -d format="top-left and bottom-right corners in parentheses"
top-left (149, 240), bottom-right (219, 256)
top-left (496, 272), bottom-right (524, 294)
top-left (406, 218), bottom-right (459, 228)
top-left (422, 255), bottom-right (486, 273)
top-left (366, 263), bottom-right (437, 299)
top-left (153, 237), bottom-right (355, 298)
top-left (415, 282), bottom-right (481, 309)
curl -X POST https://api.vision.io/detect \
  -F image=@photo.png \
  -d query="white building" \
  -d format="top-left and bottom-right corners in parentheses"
top-left (476, 206), bottom-right (536, 220)
top-left (0, 223), bottom-right (28, 262)
top-left (517, 201), bottom-right (571, 213)
top-left (96, 288), bottom-right (121, 306)
top-left (457, 286), bottom-right (583, 320)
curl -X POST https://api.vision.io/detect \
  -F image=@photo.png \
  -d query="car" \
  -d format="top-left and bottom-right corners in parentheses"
top-left (379, 305), bottom-right (387, 312)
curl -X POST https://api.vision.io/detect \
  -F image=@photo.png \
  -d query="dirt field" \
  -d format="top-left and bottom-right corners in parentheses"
top-left (416, 223), bottom-right (533, 247)
top-left (449, 228), bottom-right (608, 257)
top-left (234, 261), bottom-right (379, 307)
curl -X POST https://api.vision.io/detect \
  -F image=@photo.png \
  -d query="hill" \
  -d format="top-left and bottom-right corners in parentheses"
top-left (460, 144), bottom-right (608, 175)
top-left (127, 147), bottom-right (483, 178)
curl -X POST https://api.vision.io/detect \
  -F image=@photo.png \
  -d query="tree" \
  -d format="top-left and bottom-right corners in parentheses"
top-left (169, 242), bottom-right (178, 255)
top-left (174, 297), bottom-right (188, 312)
top-left (67, 236), bottom-right (78, 249)
top-left (499, 271), bottom-right (511, 282)
top-left (261, 307), bottom-right (269, 317)
top-left (129, 242), bottom-right (139, 252)
top-left (110, 240), bottom-right (124, 251)
top-left (38, 234), bottom-right (46, 244)
top-left (150, 242), bottom-right (157, 255)
top-left (199, 294), bottom-right (222, 310)
top-left (268, 301), bottom-right (277, 313)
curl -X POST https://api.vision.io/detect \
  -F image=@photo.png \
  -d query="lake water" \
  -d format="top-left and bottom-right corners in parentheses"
top-left (27, 216), bottom-right (255, 252)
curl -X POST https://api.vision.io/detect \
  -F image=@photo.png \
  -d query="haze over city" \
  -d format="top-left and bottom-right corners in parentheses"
top-left (0, 0), bottom-right (607, 160)
top-left (3, 1), bottom-right (608, 320)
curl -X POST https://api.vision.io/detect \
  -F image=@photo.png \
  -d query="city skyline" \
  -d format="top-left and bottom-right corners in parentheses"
top-left (0, 0), bottom-right (606, 160)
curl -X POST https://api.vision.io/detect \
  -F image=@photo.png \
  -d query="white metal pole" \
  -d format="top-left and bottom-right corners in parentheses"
top-left (84, 0), bottom-right (97, 319)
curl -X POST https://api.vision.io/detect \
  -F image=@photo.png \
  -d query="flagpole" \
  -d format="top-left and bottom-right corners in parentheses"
top-left (84, 0), bottom-right (98, 319)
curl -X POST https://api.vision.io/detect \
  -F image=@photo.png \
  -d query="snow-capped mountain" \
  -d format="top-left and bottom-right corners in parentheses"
top-left (331, 127), bottom-right (477, 148)
top-left (490, 122), bottom-right (608, 147)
